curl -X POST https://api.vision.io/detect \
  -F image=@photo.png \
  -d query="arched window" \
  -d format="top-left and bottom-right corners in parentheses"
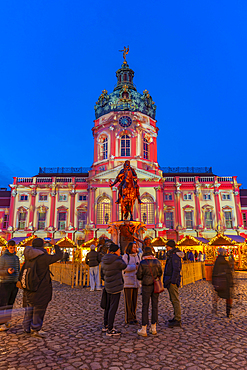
top-left (18, 212), bottom-right (27, 230)
top-left (143, 137), bottom-right (149, 159)
top-left (141, 195), bottom-right (154, 225)
top-left (121, 135), bottom-right (130, 157)
top-left (77, 211), bottom-right (87, 230)
top-left (97, 196), bottom-right (111, 224)
top-left (38, 212), bottom-right (46, 230)
top-left (102, 137), bottom-right (108, 159)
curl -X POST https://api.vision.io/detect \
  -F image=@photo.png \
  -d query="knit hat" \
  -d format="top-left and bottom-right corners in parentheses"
top-left (166, 239), bottom-right (176, 249)
top-left (143, 246), bottom-right (153, 256)
top-left (32, 238), bottom-right (44, 249)
top-left (90, 244), bottom-right (96, 250)
top-left (109, 243), bottom-right (120, 253)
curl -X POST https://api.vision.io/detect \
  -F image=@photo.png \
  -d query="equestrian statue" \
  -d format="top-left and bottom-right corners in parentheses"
top-left (110, 160), bottom-right (142, 221)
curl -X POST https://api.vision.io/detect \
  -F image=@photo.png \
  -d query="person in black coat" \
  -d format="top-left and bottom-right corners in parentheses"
top-left (21, 238), bottom-right (63, 336)
top-left (163, 239), bottom-right (184, 328)
top-left (136, 246), bottom-right (162, 336)
top-left (101, 243), bottom-right (127, 336)
top-left (212, 248), bottom-right (233, 317)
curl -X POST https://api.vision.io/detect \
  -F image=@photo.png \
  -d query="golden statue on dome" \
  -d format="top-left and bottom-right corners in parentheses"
top-left (119, 46), bottom-right (129, 64)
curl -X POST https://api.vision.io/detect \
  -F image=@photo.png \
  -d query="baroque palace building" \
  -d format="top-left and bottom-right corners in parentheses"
top-left (3, 59), bottom-right (245, 243)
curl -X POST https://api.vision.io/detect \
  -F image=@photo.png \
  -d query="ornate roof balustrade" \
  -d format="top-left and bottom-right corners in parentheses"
top-left (17, 177), bottom-right (33, 183)
top-left (217, 177), bottom-right (233, 182)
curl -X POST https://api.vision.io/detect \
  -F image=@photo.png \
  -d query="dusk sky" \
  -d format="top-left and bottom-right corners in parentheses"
top-left (0, 1), bottom-right (246, 188)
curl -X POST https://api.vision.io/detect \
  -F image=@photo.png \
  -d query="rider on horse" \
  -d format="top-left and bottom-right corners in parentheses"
top-left (110, 160), bottom-right (142, 204)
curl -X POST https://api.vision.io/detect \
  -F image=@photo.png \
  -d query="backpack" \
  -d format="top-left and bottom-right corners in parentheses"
top-left (19, 256), bottom-right (42, 292)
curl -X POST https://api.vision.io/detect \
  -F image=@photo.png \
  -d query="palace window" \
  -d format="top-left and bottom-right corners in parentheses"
top-left (205, 211), bottom-right (213, 229)
top-left (224, 211), bottom-right (232, 229)
top-left (164, 193), bottom-right (172, 201)
top-left (143, 138), bottom-right (149, 159)
top-left (79, 194), bottom-right (87, 201)
top-left (18, 212), bottom-right (27, 230)
top-left (243, 213), bottom-right (246, 227)
top-left (59, 194), bottom-right (67, 202)
top-left (97, 197), bottom-right (111, 224)
top-left (222, 193), bottom-right (230, 200)
top-left (203, 193), bottom-right (211, 200)
top-left (165, 212), bottom-right (174, 229)
top-left (184, 193), bottom-right (192, 201)
top-left (185, 211), bottom-right (193, 229)
top-left (100, 137), bottom-right (108, 160)
top-left (20, 195), bottom-right (28, 201)
top-left (3, 214), bottom-right (9, 229)
top-left (38, 212), bottom-right (46, 230)
top-left (121, 135), bottom-right (130, 157)
top-left (39, 194), bottom-right (48, 201)
top-left (58, 212), bottom-right (67, 230)
top-left (141, 195), bottom-right (154, 225)
top-left (77, 211), bottom-right (87, 230)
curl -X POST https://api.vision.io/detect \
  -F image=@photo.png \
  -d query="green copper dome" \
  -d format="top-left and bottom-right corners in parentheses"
top-left (94, 63), bottom-right (156, 120)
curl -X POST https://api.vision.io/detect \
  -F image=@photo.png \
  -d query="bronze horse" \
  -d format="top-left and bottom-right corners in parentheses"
top-left (120, 168), bottom-right (137, 221)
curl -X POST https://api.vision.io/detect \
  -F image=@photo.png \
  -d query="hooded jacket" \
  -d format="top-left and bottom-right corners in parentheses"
top-left (22, 245), bottom-right (63, 306)
top-left (0, 249), bottom-right (20, 283)
top-left (163, 247), bottom-right (184, 288)
top-left (101, 253), bottom-right (127, 294)
top-left (85, 250), bottom-right (100, 267)
top-left (122, 253), bottom-right (140, 288)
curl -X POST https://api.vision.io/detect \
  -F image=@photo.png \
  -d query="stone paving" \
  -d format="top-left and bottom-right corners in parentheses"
top-left (1, 273), bottom-right (247, 370)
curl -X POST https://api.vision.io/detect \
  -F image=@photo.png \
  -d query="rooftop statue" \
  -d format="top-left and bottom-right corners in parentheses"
top-left (119, 46), bottom-right (129, 64)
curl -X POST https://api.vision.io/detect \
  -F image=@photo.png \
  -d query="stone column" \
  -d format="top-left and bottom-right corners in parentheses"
top-left (194, 184), bottom-right (202, 229)
top-left (28, 188), bottom-right (37, 227)
top-left (175, 182), bottom-right (182, 230)
top-left (8, 186), bottom-right (17, 231)
top-left (49, 189), bottom-right (56, 228)
top-left (233, 189), bottom-right (242, 228)
top-left (111, 186), bottom-right (117, 222)
top-left (155, 186), bottom-right (163, 226)
top-left (69, 189), bottom-right (76, 227)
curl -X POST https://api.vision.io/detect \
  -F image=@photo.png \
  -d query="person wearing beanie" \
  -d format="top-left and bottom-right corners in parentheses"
top-left (85, 244), bottom-right (101, 291)
top-left (101, 243), bottom-right (127, 336)
top-left (163, 239), bottom-right (184, 328)
top-left (0, 240), bottom-right (20, 331)
top-left (136, 246), bottom-right (162, 337)
top-left (212, 248), bottom-right (233, 318)
top-left (21, 238), bottom-right (63, 337)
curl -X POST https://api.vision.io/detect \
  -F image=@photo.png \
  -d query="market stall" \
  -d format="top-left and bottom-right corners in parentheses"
top-left (177, 235), bottom-right (208, 260)
top-left (11, 235), bottom-right (37, 263)
top-left (0, 236), bottom-right (7, 255)
top-left (207, 234), bottom-right (247, 270)
top-left (54, 237), bottom-right (77, 262)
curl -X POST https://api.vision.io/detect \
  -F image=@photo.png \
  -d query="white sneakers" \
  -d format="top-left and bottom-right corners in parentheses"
top-left (137, 323), bottom-right (157, 336)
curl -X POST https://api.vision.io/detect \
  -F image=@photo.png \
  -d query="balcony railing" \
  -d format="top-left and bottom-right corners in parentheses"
top-left (198, 177), bottom-right (215, 182)
top-left (179, 177), bottom-right (195, 182)
top-left (39, 167), bottom-right (90, 174)
top-left (36, 177), bottom-right (53, 183)
top-left (161, 167), bottom-right (213, 174)
top-left (17, 177), bottom-right (33, 183)
top-left (163, 177), bottom-right (176, 182)
top-left (217, 177), bottom-right (233, 182)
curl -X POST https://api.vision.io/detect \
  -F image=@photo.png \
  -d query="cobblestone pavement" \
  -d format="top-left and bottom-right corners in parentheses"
top-left (1, 272), bottom-right (247, 370)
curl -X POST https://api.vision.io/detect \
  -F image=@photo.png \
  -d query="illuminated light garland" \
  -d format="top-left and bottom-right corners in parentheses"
top-left (55, 237), bottom-right (77, 248)
top-left (177, 235), bottom-right (207, 246)
top-left (18, 235), bottom-right (37, 247)
top-left (208, 233), bottom-right (235, 246)
top-left (0, 236), bottom-right (7, 246)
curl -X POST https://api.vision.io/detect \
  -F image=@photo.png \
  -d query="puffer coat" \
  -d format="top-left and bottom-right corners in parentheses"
top-left (122, 253), bottom-right (140, 288)
top-left (136, 258), bottom-right (162, 286)
top-left (0, 250), bottom-right (20, 283)
top-left (163, 247), bottom-right (184, 288)
top-left (101, 253), bottom-right (127, 294)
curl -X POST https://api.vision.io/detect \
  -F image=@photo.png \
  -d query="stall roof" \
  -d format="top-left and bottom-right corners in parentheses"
top-left (55, 237), bottom-right (77, 248)
top-left (225, 235), bottom-right (246, 243)
top-left (177, 235), bottom-right (208, 246)
top-left (151, 237), bottom-right (167, 246)
top-left (208, 234), bottom-right (243, 246)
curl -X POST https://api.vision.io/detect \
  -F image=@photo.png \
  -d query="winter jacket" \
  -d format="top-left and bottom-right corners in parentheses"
top-left (122, 253), bottom-right (140, 288)
top-left (163, 247), bottom-right (184, 288)
top-left (101, 253), bottom-right (127, 294)
top-left (22, 245), bottom-right (63, 306)
top-left (136, 258), bottom-right (162, 286)
top-left (85, 250), bottom-right (100, 267)
top-left (212, 255), bottom-right (233, 299)
top-left (0, 250), bottom-right (20, 283)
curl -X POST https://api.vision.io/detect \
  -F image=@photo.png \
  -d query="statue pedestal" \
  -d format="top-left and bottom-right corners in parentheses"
top-left (107, 220), bottom-right (146, 255)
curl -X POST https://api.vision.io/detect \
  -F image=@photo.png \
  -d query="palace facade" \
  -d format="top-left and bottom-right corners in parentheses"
top-left (4, 59), bottom-right (245, 242)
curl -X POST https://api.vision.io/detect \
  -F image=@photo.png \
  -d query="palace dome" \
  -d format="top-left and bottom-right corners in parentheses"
top-left (94, 62), bottom-right (156, 120)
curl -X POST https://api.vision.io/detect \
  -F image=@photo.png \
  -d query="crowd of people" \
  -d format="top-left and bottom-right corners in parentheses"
top-left (0, 237), bottom-right (234, 338)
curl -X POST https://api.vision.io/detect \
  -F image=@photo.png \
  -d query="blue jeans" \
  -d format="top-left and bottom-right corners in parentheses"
top-left (89, 266), bottom-right (100, 290)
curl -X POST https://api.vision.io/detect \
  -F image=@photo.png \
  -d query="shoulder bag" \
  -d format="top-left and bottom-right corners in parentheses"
top-left (147, 260), bottom-right (164, 294)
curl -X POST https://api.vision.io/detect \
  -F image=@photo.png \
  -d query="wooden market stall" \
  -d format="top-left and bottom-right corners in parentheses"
top-left (207, 234), bottom-right (247, 270)
top-left (53, 237), bottom-right (77, 262)
top-left (0, 236), bottom-right (7, 255)
top-left (176, 235), bottom-right (208, 256)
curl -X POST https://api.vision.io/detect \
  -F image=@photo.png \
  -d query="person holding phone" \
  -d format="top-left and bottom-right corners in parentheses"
top-left (122, 242), bottom-right (141, 325)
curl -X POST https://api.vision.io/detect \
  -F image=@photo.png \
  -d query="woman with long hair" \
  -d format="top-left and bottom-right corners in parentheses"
top-left (122, 242), bottom-right (140, 325)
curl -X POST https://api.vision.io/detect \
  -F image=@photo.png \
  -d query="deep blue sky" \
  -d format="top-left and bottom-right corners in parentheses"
top-left (0, 1), bottom-right (246, 188)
